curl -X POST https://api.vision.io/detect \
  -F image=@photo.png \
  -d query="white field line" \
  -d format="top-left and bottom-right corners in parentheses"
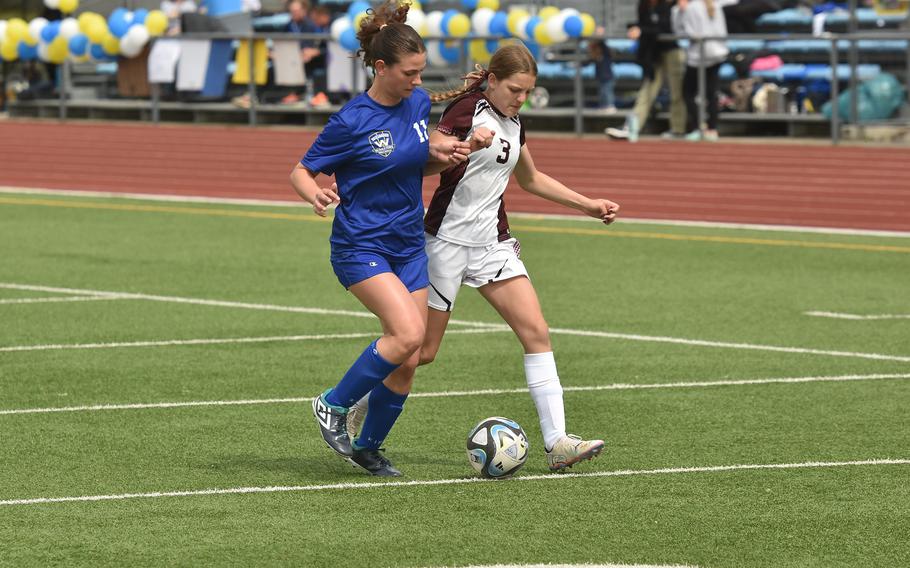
top-left (4, 185), bottom-right (910, 239)
top-left (547, 326), bottom-right (910, 363)
top-left (805, 311), bottom-right (910, 321)
top-left (1, 459), bottom-right (907, 507)
top-left (0, 328), bottom-right (506, 354)
top-left (445, 565), bottom-right (697, 568)
top-left (3, 282), bottom-right (909, 362)
top-left (2, 373), bottom-right (908, 416)
top-left (0, 296), bottom-right (121, 305)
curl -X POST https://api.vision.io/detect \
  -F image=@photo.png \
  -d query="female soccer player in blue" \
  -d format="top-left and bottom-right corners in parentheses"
top-left (290, 1), bottom-right (492, 477)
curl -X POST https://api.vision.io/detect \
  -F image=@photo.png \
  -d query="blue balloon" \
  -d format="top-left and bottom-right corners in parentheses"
top-left (524, 16), bottom-right (541, 40)
top-left (523, 40), bottom-right (540, 60)
top-left (41, 21), bottom-right (60, 43)
top-left (485, 39), bottom-right (498, 53)
top-left (461, 0), bottom-right (478, 10)
top-left (133, 8), bottom-right (149, 25)
top-left (347, 1), bottom-right (370, 19)
top-left (109, 10), bottom-right (133, 38)
top-left (489, 11), bottom-right (508, 36)
top-left (440, 41), bottom-right (460, 63)
top-left (69, 33), bottom-right (89, 56)
top-left (563, 15), bottom-right (583, 38)
top-left (340, 27), bottom-right (359, 51)
top-left (18, 42), bottom-right (39, 61)
top-left (90, 43), bottom-right (107, 60)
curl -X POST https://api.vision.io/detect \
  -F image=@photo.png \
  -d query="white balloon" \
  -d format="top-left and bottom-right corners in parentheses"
top-left (44, 0), bottom-right (61, 9)
top-left (330, 16), bottom-right (350, 41)
top-left (58, 17), bottom-right (80, 40)
top-left (471, 8), bottom-right (495, 36)
top-left (120, 38), bottom-right (143, 58)
top-left (405, 8), bottom-right (426, 36)
top-left (426, 40), bottom-right (446, 67)
top-left (545, 13), bottom-right (569, 43)
top-left (125, 23), bottom-right (149, 47)
top-left (512, 15), bottom-right (530, 40)
top-left (29, 17), bottom-right (49, 40)
top-left (425, 10), bottom-right (444, 38)
top-left (560, 8), bottom-right (581, 19)
top-left (38, 41), bottom-right (51, 62)
top-left (0, 21), bottom-right (8, 41)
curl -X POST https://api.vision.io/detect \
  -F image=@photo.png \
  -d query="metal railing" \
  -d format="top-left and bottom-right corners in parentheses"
top-left (42, 29), bottom-right (910, 144)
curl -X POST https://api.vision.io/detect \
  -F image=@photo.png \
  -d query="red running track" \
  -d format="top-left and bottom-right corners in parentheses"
top-left (3, 120), bottom-right (910, 232)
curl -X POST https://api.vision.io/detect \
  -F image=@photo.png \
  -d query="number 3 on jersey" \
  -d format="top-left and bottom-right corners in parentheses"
top-left (412, 120), bottom-right (429, 143)
top-left (496, 138), bottom-right (511, 164)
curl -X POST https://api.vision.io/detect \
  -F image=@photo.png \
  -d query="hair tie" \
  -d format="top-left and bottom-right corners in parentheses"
top-left (380, 23), bottom-right (388, 30)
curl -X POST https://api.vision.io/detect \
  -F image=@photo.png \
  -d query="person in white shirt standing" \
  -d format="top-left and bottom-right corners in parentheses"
top-left (347, 44), bottom-right (621, 472)
top-left (674, 0), bottom-right (730, 140)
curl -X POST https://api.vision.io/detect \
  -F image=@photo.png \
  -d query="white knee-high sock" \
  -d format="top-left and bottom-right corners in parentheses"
top-left (524, 351), bottom-right (566, 451)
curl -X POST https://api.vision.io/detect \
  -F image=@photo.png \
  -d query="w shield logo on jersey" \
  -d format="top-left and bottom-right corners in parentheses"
top-left (369, 130), bottom-right (395, 157)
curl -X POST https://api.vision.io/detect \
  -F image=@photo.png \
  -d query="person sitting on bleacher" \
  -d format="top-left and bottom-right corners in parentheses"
top-left (280, 0), bottom-right (330, 107)
top-left (161, 0), bottom-right (198, 35)
top-left (673, 0), bottom-right (730, 141)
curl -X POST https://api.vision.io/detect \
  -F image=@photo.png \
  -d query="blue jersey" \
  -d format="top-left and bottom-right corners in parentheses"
top-left (302, 89), bottom-right (431, 261)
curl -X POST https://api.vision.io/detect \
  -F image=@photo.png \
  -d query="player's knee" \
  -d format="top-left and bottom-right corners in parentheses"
top-left (524, 319), bottom-right (551, 349)
top-left (395, 323), bottom-right (425, 357)
top-left (418, 345), bottom-right (438, 366)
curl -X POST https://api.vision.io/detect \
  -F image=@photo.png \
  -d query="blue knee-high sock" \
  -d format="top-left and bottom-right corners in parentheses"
top-left (325, 339), bottom-right (399, 408)
top-left (355, 382), bottom-right (408, 450)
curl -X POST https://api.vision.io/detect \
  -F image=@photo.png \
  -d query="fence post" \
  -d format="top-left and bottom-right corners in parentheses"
top-left (573, 38), bottom-right (583, 136)
top-left (151, 82), bottom-right (161, 124)
top-left (59, 59), bottom-right (70, 121)
top-left (697, 38), bottom-right (706, 138)
top-left (247, 36), bottom-right (257, 126)
top-left (829, 36), bottom-right (840, 145)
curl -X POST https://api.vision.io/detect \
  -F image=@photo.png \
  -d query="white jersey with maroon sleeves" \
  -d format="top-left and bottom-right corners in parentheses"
top-left (424, 91), bottom-right (525, 247)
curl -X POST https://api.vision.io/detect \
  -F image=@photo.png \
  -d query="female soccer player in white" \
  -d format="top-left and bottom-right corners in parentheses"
top-left (350, 43), bottom-right (620, 471)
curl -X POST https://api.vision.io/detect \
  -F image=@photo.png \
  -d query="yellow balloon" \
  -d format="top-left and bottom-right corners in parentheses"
top-left (533, 24), bottom-right (553, 46)
top-left (406, 0), bottom-right (422, 10)
top-left (477, 0), bottom-right (499, 10)
top-left (538, 6), bottom-right (559, 21)
top-left (146, 10), bottom-right (169, 36)
top-left (85, 19), bottom-right (108, 43)
top-left (22, 33), bottom-right (39, 47)
top-left (580, 13), bottom-right (596, 37)
top-left (468, 39), bottom-right (491, 64)
top-left (102, 34), bottom-right (120, 56)
top-left (506, 9), bottom-right (528, 36)
top-left (59, 0), bottom-right (79, 15)
top-left (48, 36), bottom-right (69, 63)
top-left (0, 41), bottom-right (19, 62)
top-left (354, 12), bottom-right (368, 31)
top-left (447, 13), bottom-right (470, 37)
top-left (5, 18), bottom-right (29, 42)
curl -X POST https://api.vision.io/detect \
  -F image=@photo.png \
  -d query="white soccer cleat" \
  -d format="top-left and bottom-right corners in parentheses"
top-left (546, 434), bottom-right (605, 472)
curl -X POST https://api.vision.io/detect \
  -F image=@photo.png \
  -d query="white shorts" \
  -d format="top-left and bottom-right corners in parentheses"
top-left (426, 233), bottom-right (529, 312)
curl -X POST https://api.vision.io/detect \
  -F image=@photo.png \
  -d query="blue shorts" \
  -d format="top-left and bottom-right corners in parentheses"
top-left (331, 250), bottom-right (429, 292)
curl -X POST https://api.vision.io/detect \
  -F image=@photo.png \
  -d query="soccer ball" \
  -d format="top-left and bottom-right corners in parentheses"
top-left (466, 416), bottom-right (530, 478)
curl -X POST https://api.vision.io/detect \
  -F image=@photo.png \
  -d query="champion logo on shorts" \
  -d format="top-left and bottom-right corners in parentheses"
top-left (369, 130), bottom-right (395, 157)
top-left (368, 261), bottom-right (378, 267)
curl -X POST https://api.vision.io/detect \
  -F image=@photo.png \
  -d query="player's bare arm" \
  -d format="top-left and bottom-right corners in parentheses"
top-left (513, 145), bottom-right (619, 225)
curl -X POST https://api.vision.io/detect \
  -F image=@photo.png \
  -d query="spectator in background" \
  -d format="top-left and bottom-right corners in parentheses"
top-left (588, 37), bottom-right (616, 113)
top-left (160, 0), bottom-right (198, 35)
top-left (673, 0), bottom-right (729, 141)
top-left (606, 0), bottom-right (686, 142)
top-left (281, 0), bottom-right (329, 106)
